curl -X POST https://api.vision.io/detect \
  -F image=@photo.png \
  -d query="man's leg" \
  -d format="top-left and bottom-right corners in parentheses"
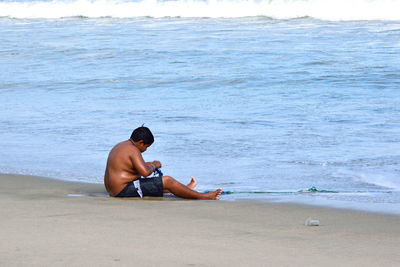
top-left (162, 176), bottom-right (222, 200)
top-left (163, 176), bottom-right (197, 193)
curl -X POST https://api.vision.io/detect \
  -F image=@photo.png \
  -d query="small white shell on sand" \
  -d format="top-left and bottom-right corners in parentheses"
top-left (305, 217), bottom-right (320, 226)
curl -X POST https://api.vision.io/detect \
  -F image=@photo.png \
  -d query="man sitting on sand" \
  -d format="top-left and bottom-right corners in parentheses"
top-left (104, 126), bottom-right (222, 200)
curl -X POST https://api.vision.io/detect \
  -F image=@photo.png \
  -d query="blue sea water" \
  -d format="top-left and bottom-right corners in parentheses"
top-left (1, 0), bottom-right (400, 214)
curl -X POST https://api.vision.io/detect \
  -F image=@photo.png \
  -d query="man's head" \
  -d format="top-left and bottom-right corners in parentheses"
top-left (130, 126), bottom-right (154, 146)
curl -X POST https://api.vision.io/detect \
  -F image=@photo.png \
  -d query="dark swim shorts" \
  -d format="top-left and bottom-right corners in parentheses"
top-left (115, 176), bottom-right (164, 198)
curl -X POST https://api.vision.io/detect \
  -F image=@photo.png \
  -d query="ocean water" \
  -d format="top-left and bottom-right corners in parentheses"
top-left (1, 0), bottom-right (400, 214)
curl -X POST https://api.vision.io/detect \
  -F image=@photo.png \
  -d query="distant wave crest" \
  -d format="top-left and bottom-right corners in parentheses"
top-left (1, 0), bottom-right (400, 20)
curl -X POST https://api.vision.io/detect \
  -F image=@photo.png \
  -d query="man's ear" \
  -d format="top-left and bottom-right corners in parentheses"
top-left (137, 140), bottom-right (145, 145)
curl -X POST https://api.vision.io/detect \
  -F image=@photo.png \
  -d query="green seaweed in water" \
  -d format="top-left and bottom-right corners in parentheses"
top-left (298, 187), bottom-right (338, 193)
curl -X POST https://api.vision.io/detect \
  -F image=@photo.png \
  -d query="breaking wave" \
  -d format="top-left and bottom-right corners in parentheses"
top-left (354, 173), bottom-right (400, 191)
top-left (1, 0), bottom-right (400, 20)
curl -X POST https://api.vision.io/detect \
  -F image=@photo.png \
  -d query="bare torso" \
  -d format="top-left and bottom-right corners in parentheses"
top-left (104, 140), bottom-right (143, 196)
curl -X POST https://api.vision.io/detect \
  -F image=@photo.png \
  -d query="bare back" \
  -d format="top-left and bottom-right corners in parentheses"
top-left (104, 140), bottom-right (146, 196)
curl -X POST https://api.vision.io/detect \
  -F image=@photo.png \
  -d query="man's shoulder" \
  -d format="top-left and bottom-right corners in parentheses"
top-left (123, 140), bottom-right (142, 153)
top-left (111, 140), bottom-right (134, 153)
top-left (109, 141), bottom-right (140, 163)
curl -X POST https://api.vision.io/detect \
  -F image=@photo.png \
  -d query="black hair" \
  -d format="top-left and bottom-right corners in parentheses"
top-left (130, 126), bottom-right (154, 145)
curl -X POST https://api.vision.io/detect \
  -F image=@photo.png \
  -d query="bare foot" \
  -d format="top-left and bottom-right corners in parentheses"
top-left (187, 176), bottom-right (197, 189)
top-left (201, 188), bottom-right (222, 200)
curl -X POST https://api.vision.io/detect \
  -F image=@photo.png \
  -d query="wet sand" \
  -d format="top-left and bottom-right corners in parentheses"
top-left (0, 173), bottom-right (399, 266)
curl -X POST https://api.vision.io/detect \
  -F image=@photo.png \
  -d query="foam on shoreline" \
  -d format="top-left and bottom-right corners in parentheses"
top-left (2, 172), bottom-right (399, 215)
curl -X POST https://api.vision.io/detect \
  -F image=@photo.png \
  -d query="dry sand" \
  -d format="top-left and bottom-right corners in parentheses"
top-left (0, 173), bottom-right (399, 266)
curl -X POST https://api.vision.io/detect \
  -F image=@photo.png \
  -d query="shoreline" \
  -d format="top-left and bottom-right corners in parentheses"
top-left (1, 173), bottom-right (400, 266)
top-left (2, 172), bottom-right (399, 216)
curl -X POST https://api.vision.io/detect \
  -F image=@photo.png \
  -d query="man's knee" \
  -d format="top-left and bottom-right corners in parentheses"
top-left (162, 176), bottom-right (175, 187)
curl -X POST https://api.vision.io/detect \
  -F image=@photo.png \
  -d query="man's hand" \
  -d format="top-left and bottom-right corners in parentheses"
top-left (152, 160), bottom-right (162, 169)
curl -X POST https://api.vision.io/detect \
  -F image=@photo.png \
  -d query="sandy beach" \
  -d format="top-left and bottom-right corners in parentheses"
top-left (0, 173), bottom-right (399, 266)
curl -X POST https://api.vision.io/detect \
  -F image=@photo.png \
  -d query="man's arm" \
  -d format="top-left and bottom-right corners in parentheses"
top-left (144, 161), bottom-right (161, 174)
top-left (131, 149), bottom-right (161, 177)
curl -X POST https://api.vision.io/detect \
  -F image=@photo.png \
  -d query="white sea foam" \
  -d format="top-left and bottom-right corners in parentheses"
top-left (359, 173), bottom-right (400, 191)
top-left (1, 0), bottom-right (400, 20)
top-left (346, 171), bottom-right (400, 191)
